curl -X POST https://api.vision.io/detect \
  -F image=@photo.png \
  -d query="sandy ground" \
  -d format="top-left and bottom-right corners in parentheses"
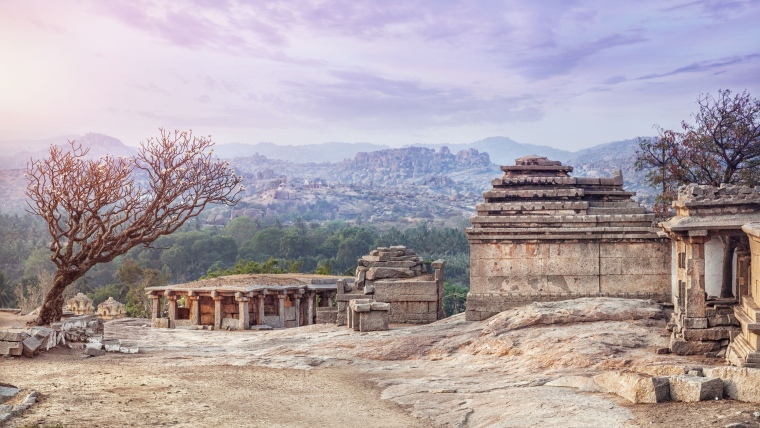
top-left (2, 300), bottom-right (760, 428)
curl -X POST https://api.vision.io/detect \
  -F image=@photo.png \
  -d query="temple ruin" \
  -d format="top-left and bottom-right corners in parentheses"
top-left (146, 274), bottom-right (342, 330)
top-left (465, 156), bottom-right (671, 321)
top-left (146, 246), bottom-right (445, 330)
top-left (660, 184), bottom-right (760, 356)
top-left (335, 246), bottom-right (445, 325)
top-left (730, 222), bottom-right (760, 367)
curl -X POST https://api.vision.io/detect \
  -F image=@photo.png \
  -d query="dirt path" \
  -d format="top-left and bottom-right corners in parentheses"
top-left (2, 347), bottom-right (434, 428)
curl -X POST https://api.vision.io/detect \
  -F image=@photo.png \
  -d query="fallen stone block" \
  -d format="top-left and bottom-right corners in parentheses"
top-left (119, 341), bottom-right (138, 354)
top-left (21, 336), bottom-right (42, 358)
top-left (704, 367), bottom-right (760, 403)
top-left (593, 371), bottom-right (670, 404)
top-left (0, 341), bottom-right (22, 356)
top-left (104, 339), bottom-right (121, 352)
top-left (668, 375), bottom-right (723, 402)
top-left (366, 267), bottom-right (415, 280)
top-left (29, 327), bottom-right (57, 350)
top-left (84, 347), bottom-right (105, 357)
top-left (84, 340), bottom-right (102, 350)
top-left (0, 330), bottom-right (28, 342)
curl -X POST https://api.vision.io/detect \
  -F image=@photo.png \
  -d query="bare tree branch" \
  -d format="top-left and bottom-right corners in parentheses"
top-left (25, 129), bottom-right (243, 325)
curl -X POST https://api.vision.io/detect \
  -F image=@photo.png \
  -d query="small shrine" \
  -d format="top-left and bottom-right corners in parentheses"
top-left (97, 297), bottom-right (126, 320)
top-left (66, 293), bottom-right (94, 316)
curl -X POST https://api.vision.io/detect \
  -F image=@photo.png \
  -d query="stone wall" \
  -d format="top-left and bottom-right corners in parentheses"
top-left (466, 156), bottom-right (670, 321)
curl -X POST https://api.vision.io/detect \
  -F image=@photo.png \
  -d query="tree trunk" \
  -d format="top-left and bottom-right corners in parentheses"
top-left (32, 270), bottom-right (79, 325)
top-left (720, 236), bottom-right (738, 299)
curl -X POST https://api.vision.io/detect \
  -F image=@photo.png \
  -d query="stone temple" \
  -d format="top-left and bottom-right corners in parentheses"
top-left (465, 155), bottom-right (671, 321)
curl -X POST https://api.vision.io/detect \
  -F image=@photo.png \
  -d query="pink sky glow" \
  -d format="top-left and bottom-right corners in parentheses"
top-left (1, 0), bottom-right (759, 150)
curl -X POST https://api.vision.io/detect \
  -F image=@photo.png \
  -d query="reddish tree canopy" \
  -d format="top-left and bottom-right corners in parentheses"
top-left (25, 129), bottom-right (243, 324)
top-left (636, 89), bottom-right (760, 212)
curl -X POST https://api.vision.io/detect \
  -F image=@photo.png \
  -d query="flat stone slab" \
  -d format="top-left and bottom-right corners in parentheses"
top-left (0, 330), bottom-right (28, 342)
top-left (0, 386), bottom-right (19, 404)
top-left (669, 375), bottom-right (723, 402)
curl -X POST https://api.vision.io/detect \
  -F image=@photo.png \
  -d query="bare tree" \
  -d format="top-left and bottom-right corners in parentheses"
top-left (636, 89), bottom-right (760, 298)
top-left (26, 129), bottom-right (243, 325)
top-left (636, 89), bottom-right (760, 201)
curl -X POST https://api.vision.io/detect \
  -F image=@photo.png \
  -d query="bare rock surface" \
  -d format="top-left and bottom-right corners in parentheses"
top-left (3, 298), bottom-right (760, 427)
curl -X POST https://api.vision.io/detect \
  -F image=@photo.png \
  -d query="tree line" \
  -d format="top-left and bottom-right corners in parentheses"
top-left (0, 214), bottom-right (471, 315)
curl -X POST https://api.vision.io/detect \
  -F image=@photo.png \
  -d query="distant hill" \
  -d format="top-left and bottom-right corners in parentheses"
top-left (214, 141), bottom-right (391, 163)
top-left (0, 133), bottom-right (136, 170)
top-left (416, 136), bottom-right (573, 166)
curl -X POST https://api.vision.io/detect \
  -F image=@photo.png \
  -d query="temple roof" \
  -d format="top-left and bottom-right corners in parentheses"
top-left (467, 157), bottom-right (658, 241)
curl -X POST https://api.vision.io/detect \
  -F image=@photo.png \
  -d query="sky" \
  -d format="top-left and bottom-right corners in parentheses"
top-left (0, 0), bottom-right (759, 151)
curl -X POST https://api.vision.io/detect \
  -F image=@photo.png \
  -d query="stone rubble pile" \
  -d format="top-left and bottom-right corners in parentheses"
top-left (679, 183), bottom-right (760, 202)
top-left (337, 246), bottom-right (445, 325)
top-left (1, 314), bottom-right (137, 357)
top-left (355, 246), bottom-right (425, 294)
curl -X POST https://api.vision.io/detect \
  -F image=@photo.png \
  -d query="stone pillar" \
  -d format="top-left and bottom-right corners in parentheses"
top-left (685, 234), bottom-right (708, 319)
top-left (188, 292), bottom-right (200, 326)
top-left (166, 292), bottom-right (178, 329)
top-left (294, 295), bottom-right (301, 327)
top-left (737, 249), bottom-right (751, 300)
top-left (432, 259), bottom-right (446, 320)
top-left (212, 291), bottom-right (223, 330)
top-left (277, 293), bottom-right (286, 328)
top-left (257, 292), bottom-right (265, 326)
top-left (236, 292), bottom-right (250, 330)
top-left (150, 294), bottom-right (161, 320)
top-left (307, 291), bottom-right (315, 325)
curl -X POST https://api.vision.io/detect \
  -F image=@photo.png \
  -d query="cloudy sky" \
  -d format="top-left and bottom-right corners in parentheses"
top-left (1, 1), bottom-right (758, 151)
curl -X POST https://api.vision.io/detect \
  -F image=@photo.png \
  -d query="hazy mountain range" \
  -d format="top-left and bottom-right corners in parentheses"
top-left (0, 133), bottom-right (653, 214)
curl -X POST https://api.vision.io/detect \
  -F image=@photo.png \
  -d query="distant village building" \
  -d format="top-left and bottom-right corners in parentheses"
top-left (465, 156), bottom-right (671, 321)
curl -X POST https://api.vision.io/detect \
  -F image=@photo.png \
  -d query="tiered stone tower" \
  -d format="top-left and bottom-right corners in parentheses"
top-left (465, 156), bottom-right (671, 321)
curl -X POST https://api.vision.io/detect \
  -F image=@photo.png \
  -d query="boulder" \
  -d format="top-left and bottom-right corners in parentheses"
top-left (704, 367), bottom-right (760, 403)
top-left (593, 371), bottom-right (670, 404)
top-left (668, 375), bottom-right (723, 402)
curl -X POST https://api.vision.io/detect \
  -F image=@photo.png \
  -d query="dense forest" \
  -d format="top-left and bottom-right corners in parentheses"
top-left (0, 213), bottom-right (470, 316)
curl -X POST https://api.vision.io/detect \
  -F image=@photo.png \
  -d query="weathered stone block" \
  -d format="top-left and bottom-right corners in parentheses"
top-left (357, 309), bottom-right (389, 332)
top-left (683, 327), bottom-right (736, 341)
top-left (152, 318), bottom-right (169, 328)
top-left (0, 330), bottom-right (28, 342)
top-left (668, 375), bottom-right (723, 402)
top-left (704, 367), bottom-right (760, 403)
top-left (683, 317), bottom-right (709, 329)
top-left (0, 341), bottom-right (22, 356)
top-left (366, 267), bottom-right (415, 280)
top-left (104, 339), bottom-right (121, 352)
top-left (670, 337), bottom-right (721, 355)
top-left (593, 371), bottom-right (670, 404)
top-left (21, 336), bottom-right (42, 358)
